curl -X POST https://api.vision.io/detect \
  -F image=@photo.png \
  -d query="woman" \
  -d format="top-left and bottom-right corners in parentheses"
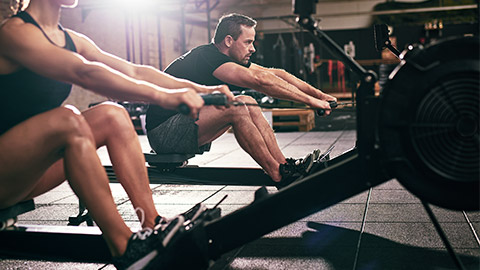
top-left (0, 0), bottom-right (232, 269)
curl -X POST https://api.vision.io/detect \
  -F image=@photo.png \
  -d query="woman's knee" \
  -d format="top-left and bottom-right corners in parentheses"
top-left (92, 102), bottom-right (132, 130)
top-left (54, 106), bottom-right (94, 143)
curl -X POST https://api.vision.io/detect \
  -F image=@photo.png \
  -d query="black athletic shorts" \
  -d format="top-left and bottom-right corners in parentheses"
top-left (147, 114), bottom-right (210, 154)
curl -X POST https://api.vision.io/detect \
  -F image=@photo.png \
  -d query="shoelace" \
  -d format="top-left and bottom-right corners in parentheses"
top-left (132, 207), bottom-right (153, 241)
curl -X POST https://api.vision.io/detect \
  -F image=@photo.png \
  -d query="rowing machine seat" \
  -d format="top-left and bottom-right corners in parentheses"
top-left (144, 152), bottom-right (196, 169)
top-left (0, 200), bottom-right (35, 230)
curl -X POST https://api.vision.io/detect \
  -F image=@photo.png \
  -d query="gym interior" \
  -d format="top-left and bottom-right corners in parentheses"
top-left (0, 0), bottom-right (479, 269)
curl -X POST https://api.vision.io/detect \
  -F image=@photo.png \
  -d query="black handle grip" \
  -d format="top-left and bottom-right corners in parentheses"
top-left (178, 104), bottom-right (190, 115)
top-left (178, 93), bottom-right (228, 115)
top-left (316, 101), bottom-right (337, 116)
top-left (202, 93), bottom-right (228, 106)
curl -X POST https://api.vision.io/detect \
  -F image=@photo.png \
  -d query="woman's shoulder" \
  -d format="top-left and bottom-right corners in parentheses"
top-left (0, 16), bottom-right (22, 31)
top-left (0, 15), bottom-right (37, 39)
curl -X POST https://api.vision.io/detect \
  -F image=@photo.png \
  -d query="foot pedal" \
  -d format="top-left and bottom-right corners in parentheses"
top-left (317, 145), bottom-right (334, 162)
top-left (304, 149), bottom-right (322, 174)
top-left (254, 186), bottom-right (269, 202)
top-left (68, 200), bottom-right (94, 226)
top-left (181, 195), bottom-right (225, 228)
top-left (309, 145), bottom-right (335, 174)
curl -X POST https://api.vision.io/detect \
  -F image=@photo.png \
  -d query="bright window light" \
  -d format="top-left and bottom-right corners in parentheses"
top-left (114, 0), bottom-right (177, 13)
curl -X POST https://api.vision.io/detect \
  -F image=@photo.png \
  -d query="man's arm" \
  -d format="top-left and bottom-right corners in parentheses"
top-left (213, 62), bottom-right (335, 110)
top-left (69, 30), bottom-right (233, 100)
top-left (250, 63), bottom-right (335, 102)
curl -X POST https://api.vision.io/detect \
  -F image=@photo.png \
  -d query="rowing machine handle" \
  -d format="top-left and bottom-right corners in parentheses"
top-left (316, 101), bottom-right (338, 116)
top-left (178, 93), bottom-right (228, 115)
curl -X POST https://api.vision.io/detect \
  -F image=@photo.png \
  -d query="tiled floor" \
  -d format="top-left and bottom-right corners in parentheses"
top-left (1, 130), bottom-right (479, 270)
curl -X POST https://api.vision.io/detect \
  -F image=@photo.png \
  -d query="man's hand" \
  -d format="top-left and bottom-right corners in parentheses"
top-left (307, 91), bottom-right (338, 116)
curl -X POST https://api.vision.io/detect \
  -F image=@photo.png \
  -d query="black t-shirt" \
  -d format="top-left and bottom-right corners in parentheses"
top-left (146, 43), bottom-right (250, 131)
top-left (0, 11), bottom-right (77, 135)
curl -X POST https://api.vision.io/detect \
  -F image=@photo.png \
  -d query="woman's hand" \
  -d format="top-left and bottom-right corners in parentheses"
top-left (193, 84), bottom-right (234, 110)
top-left (158, 88), bottom-right (205, 119)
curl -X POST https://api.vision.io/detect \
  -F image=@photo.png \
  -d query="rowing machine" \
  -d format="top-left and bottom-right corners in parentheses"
top-left (0, 0), bottom-right (477, 268)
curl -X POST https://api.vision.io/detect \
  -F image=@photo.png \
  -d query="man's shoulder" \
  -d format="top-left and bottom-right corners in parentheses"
top-left (191, 43), bottom-right (219, 54)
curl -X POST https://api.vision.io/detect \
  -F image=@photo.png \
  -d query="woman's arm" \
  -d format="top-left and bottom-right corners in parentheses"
top-left (0, 18), bottom-right (205, 117)
top-left (68, 30), bottom-right (233, 100)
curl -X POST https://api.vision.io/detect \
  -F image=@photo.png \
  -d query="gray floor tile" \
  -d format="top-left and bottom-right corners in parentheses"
top-left (3, 131), bottom-right (479, 270)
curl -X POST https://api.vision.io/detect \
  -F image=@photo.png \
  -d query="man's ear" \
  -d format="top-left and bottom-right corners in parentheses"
top-left (224, 35), bottom-right (234, 48)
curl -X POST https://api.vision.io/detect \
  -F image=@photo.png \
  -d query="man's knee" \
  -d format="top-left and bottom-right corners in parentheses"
top-left (232, 95), bottom-right (263, 116)
top-left (228, 95), bottom-right (257, 115)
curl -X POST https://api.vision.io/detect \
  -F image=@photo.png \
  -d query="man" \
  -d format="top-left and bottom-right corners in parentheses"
top-left (146, 13), bottom-right (336, 188)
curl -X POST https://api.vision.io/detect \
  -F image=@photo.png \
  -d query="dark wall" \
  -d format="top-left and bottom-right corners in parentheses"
top-left (252, 22), bottom-right (478, 88)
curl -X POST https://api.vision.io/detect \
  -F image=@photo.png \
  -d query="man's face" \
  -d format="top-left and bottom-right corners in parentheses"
top-left (228, 25), bottom-right (256, 65)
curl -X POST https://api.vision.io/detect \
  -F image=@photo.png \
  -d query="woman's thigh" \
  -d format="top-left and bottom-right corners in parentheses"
top-left (81, 102), bottom-right (134, 147)
top-left (0, 107), bottom-right (87, 208)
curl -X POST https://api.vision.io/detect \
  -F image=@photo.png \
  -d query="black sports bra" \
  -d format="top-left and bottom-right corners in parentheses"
top-left (0, 11), bottom-right (77, 135)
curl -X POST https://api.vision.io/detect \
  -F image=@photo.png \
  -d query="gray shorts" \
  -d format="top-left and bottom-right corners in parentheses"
top-left (147, 114), bottom-right (210, 154)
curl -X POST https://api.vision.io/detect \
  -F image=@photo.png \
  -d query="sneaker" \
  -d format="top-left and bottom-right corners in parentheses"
top-left (285, 157), bottom-right (299, 165)
top-left (285, 149), bottom-right (322, 176)
top-left (275, 162), bottom-right (302, 189)
top-left (112, 215), bottom-right (185, 270)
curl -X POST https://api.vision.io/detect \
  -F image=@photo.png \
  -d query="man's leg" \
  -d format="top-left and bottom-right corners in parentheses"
top-left (196, 95), bottom-right (285, 182)
top-left (234, 95), bottom-right (286, 164)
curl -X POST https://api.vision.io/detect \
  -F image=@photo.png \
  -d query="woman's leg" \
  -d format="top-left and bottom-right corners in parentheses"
top-left (0, 106), bottom-right (131, 257)
top-left (196, 95), bottom-right (286, 182)
top-left (24, 103), bottom-right (160, 229)
top-left (81, 103), bottom-right (159, 228)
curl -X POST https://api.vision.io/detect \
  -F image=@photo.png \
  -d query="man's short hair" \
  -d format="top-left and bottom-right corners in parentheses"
top-left (213, 13), bottom-right (257, 44)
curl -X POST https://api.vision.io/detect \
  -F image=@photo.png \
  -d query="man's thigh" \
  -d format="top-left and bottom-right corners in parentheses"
top-left (147, 113), bottom-right (202, 154)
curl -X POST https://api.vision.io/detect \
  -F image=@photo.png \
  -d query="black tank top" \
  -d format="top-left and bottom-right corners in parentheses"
top-left (0, 11), bottom-right (77, 135)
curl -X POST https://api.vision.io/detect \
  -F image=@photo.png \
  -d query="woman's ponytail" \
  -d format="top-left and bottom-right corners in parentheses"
top-left (10, 0), bottom-right (26, 15)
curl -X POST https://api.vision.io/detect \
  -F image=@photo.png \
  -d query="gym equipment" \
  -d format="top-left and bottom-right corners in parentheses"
top-left (374, 24), bottom-right (401, 57)
top-left (377, 36), bottom-right (479, 211)
top-left (0, 0), bottom-right (477, 268)
top-left (178, 93), bottom-right (342, 116)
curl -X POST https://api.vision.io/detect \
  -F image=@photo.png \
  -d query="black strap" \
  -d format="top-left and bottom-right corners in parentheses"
top-left (13, 11), bottom-right (76, 52)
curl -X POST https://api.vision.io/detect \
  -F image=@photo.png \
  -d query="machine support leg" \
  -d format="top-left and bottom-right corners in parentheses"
top-left (205, 150), bottom-right (386, 258)
top-left (422, 201), bottom-right (466, 270)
